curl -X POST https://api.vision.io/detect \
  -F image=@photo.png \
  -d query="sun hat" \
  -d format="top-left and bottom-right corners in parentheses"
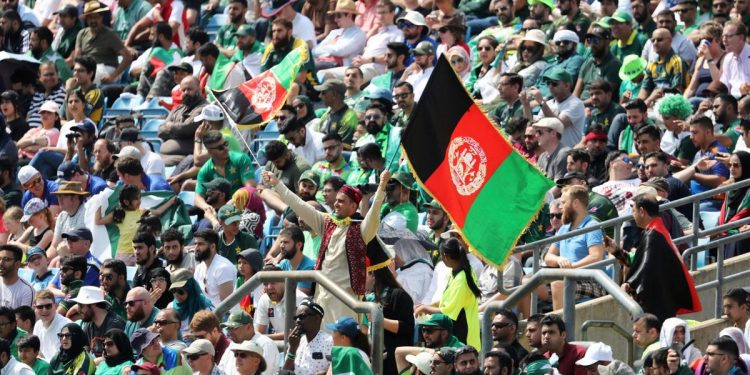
top-left (619, 54), bottom-right (648, 81)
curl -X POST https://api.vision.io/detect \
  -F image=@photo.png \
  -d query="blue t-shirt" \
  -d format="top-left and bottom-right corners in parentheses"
top-left (555, 215), bottom-right (604, 263)
top-left (21, 179), bottom-right (59, 207)
top-left (51, 251), bottom-right (102, 288)
top-left (278, 256), bottom-right (316, 290)
top-left (86, 175), bottom-right (108, 196)
top-left (31, 270), bottom-right (55, 291)
top-left (142, 174), bottom-right (172, 192)
top-left (690, 141), bottom-right (730, 199)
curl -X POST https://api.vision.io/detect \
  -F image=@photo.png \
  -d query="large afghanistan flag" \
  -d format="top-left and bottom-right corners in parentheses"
top-left (211, 47), bottom-right (307, 129)
top-left (401, 56), bottom-right (555, 267)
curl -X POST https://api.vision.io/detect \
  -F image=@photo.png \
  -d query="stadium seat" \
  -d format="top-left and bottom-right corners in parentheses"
top-left (206, 14), bottom-right (228, 39)
top-left (165, 165), bottom-right (176, 178)
top-left (136, 97), bottom-right (170, 118)
top-left (126, 266), bottom-right (136, 284)
top-left (140, 118), bottom-right (164, 139)
top-left (178, 191), bottom-right (196, 207)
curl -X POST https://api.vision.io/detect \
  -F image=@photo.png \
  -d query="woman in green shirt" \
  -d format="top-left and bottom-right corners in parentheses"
top-left (49, 323), bottom-right (97, 375)
top-left (95, 329), bottom-right (134, 375)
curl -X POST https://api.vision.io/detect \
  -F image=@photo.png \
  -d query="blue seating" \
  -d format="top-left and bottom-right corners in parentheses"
top-left (165, 165), bottom-right (176, 178)
top-left (206, 14), bottom-right (228, 39)
top-left (136, 97), bottom-right (170, 119)
top-left (178, 191), bottom-right (196, 207)
top-left (126, 266), bottom-right (136, 284)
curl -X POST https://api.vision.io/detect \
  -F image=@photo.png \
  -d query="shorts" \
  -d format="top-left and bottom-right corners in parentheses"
top-left (575, 280), bottom-right (606, 300)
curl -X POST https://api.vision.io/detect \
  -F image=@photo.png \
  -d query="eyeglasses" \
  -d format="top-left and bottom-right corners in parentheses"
top-left (550, 213), bottom-right (563, 219)
top-left (365, 114), bottom-right (382, 121)
top-left (103, 340), bottom-right (116, 347)
top-left (450, 57), bottom-right (465, 64)
top-left (155, 319), bottom-right (178, 325)
top-left (171, 288), bottom-right (186, 295)
top-left (125, 299), bottom-right (145, 307)
top-left (275, 115), bottom-right (287, 122)
top-left (187, 353), bottom-right (207, 361)
top-left (555, 41), bottom-right (570, 47)
top-left (57, 333), bottom-right (73, 339)
top-left (492, 322), bottom-right (512, 329)
top-left (208, 141), bottom-right (229, 151)
top-left (34, 303), bottom-right (54, 310)
top-left (394, 93), bottom-right (411, 99)
top-left (22, 177), bottom-right (42, 189)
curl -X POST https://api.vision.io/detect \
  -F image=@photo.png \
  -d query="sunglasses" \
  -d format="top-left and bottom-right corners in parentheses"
top-left (275, 115), bottom-right (287, 122)
top-left (393, 93), bottom-right (411, 99)
top-left (293, 103), bottom-right (305, 109)
top-left (22, 177), bottom-right (42, 189)
top-left (586, 36), bottom-right (603, 44)
top-left (125, 299), bottom-right (144, 307)
top-left (187, 353), bottom-right (207, 361)
top-left (523, 134), bottom-right (535, 139)
top-left (492, 322), bottom-right (512, 329)
top-left (546, 80), bottom-right (560, 87)
top-left (171, 288), bottom-right (186, 295)
top-left (550, 213), bottom-right (563, 219)
top-left (35, 303), bottom-right (54, 310)
top-left (450, 57), bottom-right (465, 64)
top-left (208, 141), bottom-right (229, 151)
top-left (398, 21), bottom-right (416, 29)
top-left (235, 352), bottom-right (252, 358)
top-left (58, 333), bottom-right (73, 339)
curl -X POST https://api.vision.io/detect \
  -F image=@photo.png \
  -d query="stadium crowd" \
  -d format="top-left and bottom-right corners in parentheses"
top-left (0, 0), bottom-right (747, 373)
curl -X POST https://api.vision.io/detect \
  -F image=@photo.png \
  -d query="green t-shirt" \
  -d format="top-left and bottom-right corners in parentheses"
top-left (723, 119), bottom-right (742, 152)
top-left (491, 99), bottom-right (523, 131)
top-left (588, 191), bottom-right (618, 237)
top-left (589, 101), bottom-right (626, 133)
top-left (675, 135), bottom-right (699, 162)
top-left (95, 360), bottom-right (132, 375)
top-left (196, 151), bottom-right (255, 195)
top-left (610, 30), bottom-right (649, 62)
top-left (311, 158), bottom-right (352, 201)
top-left (10, 327), bottom-right (28, 360)
top-left (439, 270), bottom-right (480, 350)
top-left (216, 24), bottom-right (239, 49)
top-left (302, 230), bottom-right (321, 260)
top-left (32, 358), bottom-right (51, 375)
top-left (380, 202), bottom-right (419, 233)
top-left (59, 280), bottom-right (84, 312)
top-left (578, 55), bottom-right (623, 101)
top-left (316, 106), bottom-right (359, 146)
top-left (218, 230), bottom-right (259, 264)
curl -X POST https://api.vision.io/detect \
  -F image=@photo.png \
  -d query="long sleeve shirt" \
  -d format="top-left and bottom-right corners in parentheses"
top-left (312, 25), bottom-right (366, 66)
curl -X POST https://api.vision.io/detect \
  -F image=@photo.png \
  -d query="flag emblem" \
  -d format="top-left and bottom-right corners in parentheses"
top-left (252, 76), bottom-right (278, 112)
top-left (449, 136), bottom-right (487, 196)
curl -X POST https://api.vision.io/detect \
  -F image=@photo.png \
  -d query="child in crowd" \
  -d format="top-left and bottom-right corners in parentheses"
top-left (10, 198), bottom-right (54, 253)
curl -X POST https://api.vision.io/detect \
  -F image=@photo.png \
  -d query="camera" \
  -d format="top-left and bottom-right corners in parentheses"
top-left (65, 132), bottom-right (80, 140)
top-left (356, 183), bottom-right (379, 195)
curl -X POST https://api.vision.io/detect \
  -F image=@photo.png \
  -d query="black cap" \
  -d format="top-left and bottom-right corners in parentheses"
top-left (62, 227), bottom-right (93, 242)
top-left (556, 171), bottom-right (587, 186)
top-left (167, 62), bottom-right (194, 75)
top-left (54, 4), bottom-right (78, 17)
top-left (0, 90), bottom-right (19, 102)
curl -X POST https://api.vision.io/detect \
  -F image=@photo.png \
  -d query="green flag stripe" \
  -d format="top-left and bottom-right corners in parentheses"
top-left (461, 151), bottom-right (554, 266)
top-left (269, 47), bottom-right (305, 90)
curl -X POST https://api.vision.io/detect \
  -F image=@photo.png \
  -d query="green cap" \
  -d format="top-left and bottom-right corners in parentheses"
top-left (422, 199), bottom-right (443, 210)
top-left (390, 171), bottom-right (415, 189)
top-left (618, 54), bottom-right (647, 81)
top-left (419, 313), bottom-right (454, 331)
top-left (299, 169), bottom-right (320, 187)
top-left (528, 0), bottom-right (554, 10)
top-left (522, 359), bottom-right (553, 375)
top-left (594, 16), bottom-right (612, 29)
top-left (542, 67), bottom-right (572, 85)
top-left (610, 10), bottom-right (633, 24)
top-left (218, 203), bottom-right (242, 225)
top-left (236, 24), bottom-right (256, 37)
top-left (221, 311), bottom-right (254, 328)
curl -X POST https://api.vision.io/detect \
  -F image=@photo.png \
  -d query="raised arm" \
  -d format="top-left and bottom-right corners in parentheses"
top-left (263, 171), bottom-right (326, 235)
top-left (361, 170), bottom-right (390, 243)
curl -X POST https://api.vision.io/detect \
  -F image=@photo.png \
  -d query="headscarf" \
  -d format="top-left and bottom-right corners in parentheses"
top-left (294, 95), bottom-right (316, 125)
top-left (172, 277), bottom-right (214, 325)
top-left (720, 327), bottom-right (749, 354)
top-left (50, 323), bottom-right (96, 375)
top-left (658, 318), bottom-right (692, 348)
top-left (147, 267), bottom-right (173, 309)
top-left (725, 151), bottom-right (750, 218)
top-left (103, 328), bottom-right (135, 367)
top-left (447, 46), bottom-right (471, 78)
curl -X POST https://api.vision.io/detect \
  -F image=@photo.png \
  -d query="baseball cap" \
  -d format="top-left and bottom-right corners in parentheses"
top-left (218, 203), bottom-right (242, 225)
top-left (412, 41), bottom-right (435, 56)
top-left (131, 329), bottom-right (161, 355)
top-left (130, 363), bottom-right (160, 375)
top-left (71, 119), bottom-right (97, 134)
top-left (18, 165), bottom-right (41, 185)
top-left (235, 24), bottom-right (256, 37)
top-left (62, 227), bottom-right (93, 242)
top-left (556, 171), bottom-right (587, 186)
top-left (221, 311), bottom-right (254, 329)
top-left (21, 198), bottom-right (47, 223)
top-left (419, 313), bottom-right (453, 331)
top-left (54, 4), bottom-right (78, 16)
top-left (528, 0), bottom-right (554, 10)
top-left (195, 104), bottom-right (225, 122)
top-left (406, 352), bottom-right (433, 375)
top-left (57, 161), bottom-right (83, 180)
top-left (182, 339), bottom-right (215, 356)
top-left (522, 359), bottom-right (553, 375)
top-left (167, 62), bottom-right (194, 75)
top-left (553, 29), bottom-right (579, 44)
top-left (238, 249), bottom-right (263, 273)
top-left (396, 10), bottom-right (427, 27)
top-left (313, 79), bottom-right (346, 96)
top-left (532, 117), bottom-right (564, 135)
top-left (422, 199), bottom-right (443, 210)
top-left (169, 268), bottom-right (192, 289)
top-left (39, 101), bottom-right (60, 114)
top-left (542, 67), bottom-right (572, 85)
top-left (203, 177), bottom-right (232, 199)
top-left (299, 170), bottom-right (320, 187)
top-left (26, 246), bottom-right (46, 260)
top-left (118, 128), bottom-right (143, 143)
top-left (114, 145), bottom-right (143, 160)
top-left (325, 316), bottom-right (359, 338)
top-left (390, 171), bottom-right (415, 189)
top-left (609, 9), bottom-right (634, 24)
top-left (576, 342), bottom-right (614, 366)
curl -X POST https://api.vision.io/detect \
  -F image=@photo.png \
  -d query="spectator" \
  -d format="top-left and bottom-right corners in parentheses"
top-left (276, 227), bottom-right (315, 293)
top-left (114, 156), bottom-right (172, 192)
top-left (430, 347), bottom-right (457, 375)
top-left (642, 152), bottom-right (692, 217)
top-left (188, 311), bottom-right (231, 364)
top-left (588, 80), bottom-right (625, 134)
top-left (48, 323), bottom-right (96, 375)
top-left (254, 264), bottom-right (307, 340)
top-left (228, 340), bottom-right (267, 375)
top-left (131, 328), bottom-right (192, 374)
top-left (57, 161), bottom-right (107, 197)
top-left (118, 128), bottom-right (167, 179)
top-left (32, 290), bottom-right (70, 359)
top-left (96, 328), bottom-right (135, 375)
top-left (16, 101), bottom-right (60, 162)
top-left (124, 287), bottom-right (160, 336)
top-left (1, 10), bottom-right (30, 54)
top-left (13, 306), bottom-right (33, 336)
top-left (453, 346), bottom-right (480, 375)
top-left (132, 232), bottom-right (164, 289)
top-left (16, 334), bottom-right (48, 374)
top-left (575, 25), bottom-right (622, 104)
top-left (11, 198), bottom-right (54, 254)
top-left (194, 130), bottom-right (254, 212)
top-left (282, 299), bottom-right (332, 375)
top-left (167, 269), bottom-right (214, 336)
top-left (26, 246), bottom-right (53, 291)
top-left (74, 285), bottom-right (126, 356)
top-left (312, 0), bottom-right (365, 70)
top-left (193, 229), bottom-right (237, 307)
top-left (490, 309), bottom-right (528, 360)
top-left (218, 311), bottom-right (279, 375)
top-left (51, 5), bottom-right (81, 59)
top-left (659, 317), bottom-right (702, 365)
top-left (65, 56), bottom-right (104, 124)
top-left (575, 342), bottom-right (634, 375)
top-left (592, 151), bottom-right (641, 215)
top-left (99, 259), bottom-right (130, 320)
top-left (719, 21), bottom-right (750, 98)
top-left (641, 10), bottom-right (696, 67)
top-left (158, 76), bottom-right (208, 166)
top-left (722, 288), bottom-right (750, 337)
top-left (638, 27), bottom-right (690, 107)
top-left (279, 115), bottom-right (325, 165)
top-left (0, 337), bottom-right (34, 374)
top-left (609, 10), bottom-right (649, 61)
top-left (684, 22), bottom-right (725, 102)
top-left (310, 133), bottom-right (352, 199)
top-left (161, 229), bottom-right (195, 274)
top-left (381, 171), bottom-right (418, 232)
top-left (533, 118), bottom-right (570, 182)
top-left (112, 0), bottom-right (152, 41)
top-left (312, 80), bottom-right (358, 147)
top-left (0, 159), bottom-right (21, 208)
top-left (29, 27), bottom-right (73, 82)
top-left (483, 350), bottom-right (513, 375)
top-left (232, 25), bottom-right (264, 79)
top-left (154, 308), bottom-right (186, 351)
top-left (0, 244), bottom-right (34, 309)
top-left (182, 339), bottom-right (223, 375)
top-left (235, 249), bottom-right (263, 316)
top-left (196, 43), bottom-right (246, 92)
top-left (1, 91), bottom-right (29, 143)
top-left (541, 314), bottom-right (586, 375)
top-left (263, 140), bottom-right (312, 195)
top-left (527, 68), bottom-right (585, 149)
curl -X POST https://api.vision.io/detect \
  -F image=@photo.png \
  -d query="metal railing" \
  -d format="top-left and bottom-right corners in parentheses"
top-left (215, 271), bottom-right (385, 375)
top-left (481, 269), bottom-right (643, 359)
top-left (581, 320), bottom-right (636, 365)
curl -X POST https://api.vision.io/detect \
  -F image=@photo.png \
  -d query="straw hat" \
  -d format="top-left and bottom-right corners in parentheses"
top-left (82, 1), bottom-right (109, 17)
top-left (52, 181), bottom-right (90, 196)
top-left (328, 0), bottom-right (359, 14)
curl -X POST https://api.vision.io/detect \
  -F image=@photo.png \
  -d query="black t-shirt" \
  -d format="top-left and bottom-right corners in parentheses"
top-left (133, 259), bottom-right (165, 289)
top-left (7, 117), bottom-right (29, 142)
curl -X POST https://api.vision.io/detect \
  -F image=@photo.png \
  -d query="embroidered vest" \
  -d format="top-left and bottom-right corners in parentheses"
top-left (315, 217), bottom-right (367, 295)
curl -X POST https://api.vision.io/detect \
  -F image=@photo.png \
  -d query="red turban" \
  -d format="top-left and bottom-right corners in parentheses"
top-left (340, 185), bottom-right (363, 204)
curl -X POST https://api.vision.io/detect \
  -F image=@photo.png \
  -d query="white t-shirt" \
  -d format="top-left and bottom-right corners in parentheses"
top-left (218, 334), bottom-right (279, 375)
top-left (293, 13), bottom-right (317, 48)
top-left (592, 178), bottom-right (641, 216)
top-left (33, 313), bottom-right (72, 359)
top-left (405, 66), bottom-right (434, 102)
top-left (141, 146), bottom-right (166, 178)
top-left (0, 277), bottom-right (34, 309)
top-left (396, 261), bottom-right (433, 305)
top-left (194, 254), bottom-right (237, 307)
top-left (254, 289), bottom-right (307, 335)
top-left (294, 332), bottom-right (333, 375)
top-left (544, 95), bottom-right (586, 149)
top-left (56, 121), bottom-right (76, 148)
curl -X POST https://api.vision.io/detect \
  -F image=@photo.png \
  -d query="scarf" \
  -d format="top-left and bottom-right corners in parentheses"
top-left (172, 278), bottom-right (214, 324)
top-left (721, 151), bottom-right (750, 226)
top-left (295, 95), bottom-right (316, 125)
top-left (49, 324), bottom-right (96, 375)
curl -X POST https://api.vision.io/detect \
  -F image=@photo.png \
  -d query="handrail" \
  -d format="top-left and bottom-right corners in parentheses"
top-left (481, 269), bottom-right (643, 359)
top-left (215, 271), bottom-right (385, 375)
top-left (580, 320), bottom-right (635, 365)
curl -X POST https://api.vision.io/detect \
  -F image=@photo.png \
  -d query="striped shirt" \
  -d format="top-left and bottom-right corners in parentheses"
top-left (26, 85), bottom-right (66, 128)
top-left (642, 50), bottom-right (690, 93)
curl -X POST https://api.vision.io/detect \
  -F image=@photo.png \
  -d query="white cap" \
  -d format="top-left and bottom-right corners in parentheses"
top-left (576, 342), bottom-right (614, 366)
top-left (114, 145), bottom-right (143, 160)
top-left (406, 352), bottom-right (433, 375)
top-left (522, 29), bottom-right (548, 47)
top-left (183, 339), bottom-right (215, 356)
top-left (18, 165), bottom-right (41, 185)
top-left (396, 10), bottom-right (427, 27)
top-left (70, 286), bottom-right (109, 305)
top-left (40, 101), bottom-right (60, 114)
top-left (553, 30), bottom-right (579, 44)
top-left (195, 104), bottom-right (225, 122)
top-left (533, 117), bottom-right (565, 135)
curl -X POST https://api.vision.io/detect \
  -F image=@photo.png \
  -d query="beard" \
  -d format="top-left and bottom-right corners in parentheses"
top-left (365, 122), bottom-right (382, 135)
top-left (283, 248), bottom-right (295, 259)
top-left (299, 192), bottom-right (315, 201)
top-left (166, 250), bottom-right (184, 265)
top-left (61, 273), bottom-right (77, 286)
top-left (195, 249), bottom-right (210, 262)
top-left (128, 307), bottom-right (146, 322)
top-left (182, 93), bottom-right (202, 108)
top-left (562, 205), bottom-right (577, 224)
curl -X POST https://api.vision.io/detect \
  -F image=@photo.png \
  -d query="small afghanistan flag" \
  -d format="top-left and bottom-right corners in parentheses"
top-left (148, 47), bottom-right (182, 78)
top-left (211, 46), bottom-right (307, 129)
top-left (402, 55), bottom-right (555, 267)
